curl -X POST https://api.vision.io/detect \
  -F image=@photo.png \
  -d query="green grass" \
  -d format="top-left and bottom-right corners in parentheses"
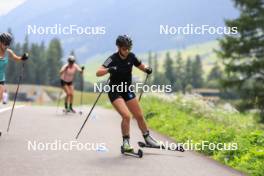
top-left (141, 95), bottom-right (264, 176)
top-left (28, 85), bottom-right (109, 107)
top-left (45, 92), bottom-right (109, 107)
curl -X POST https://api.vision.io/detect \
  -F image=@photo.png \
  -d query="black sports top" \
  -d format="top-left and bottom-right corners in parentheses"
top-left (102, 52), bottom-right (141, 85)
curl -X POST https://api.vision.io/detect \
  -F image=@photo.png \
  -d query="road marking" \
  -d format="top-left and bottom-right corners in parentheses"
top-left (0, 105), bottom-right (25, 113)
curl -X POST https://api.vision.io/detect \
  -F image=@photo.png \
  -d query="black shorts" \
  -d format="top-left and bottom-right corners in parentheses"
top-left (108, 91), bottom-right (136, 103)
top-left (60, 80), bottom-right (73, 86)
top-left (0, 81), bottom-right (5, 85)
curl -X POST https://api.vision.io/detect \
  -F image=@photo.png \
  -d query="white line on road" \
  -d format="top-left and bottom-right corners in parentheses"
top-left (0, 105), bottom-right (25, 113)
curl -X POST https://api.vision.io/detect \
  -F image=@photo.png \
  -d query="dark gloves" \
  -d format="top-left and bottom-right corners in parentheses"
top-left (144, 67), bottom-right (152, 74)
top-left (81, 66), bottom-right (85, 70)
top-left (108, 66), bottom-right (118, 74)
top-left (21, 53), bottom-right (29, 61)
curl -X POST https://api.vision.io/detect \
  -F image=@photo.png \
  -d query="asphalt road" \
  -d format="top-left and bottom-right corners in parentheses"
top-left (0, 105), bottom-right (244, 176)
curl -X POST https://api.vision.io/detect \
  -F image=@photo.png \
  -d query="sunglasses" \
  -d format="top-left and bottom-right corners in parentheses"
top-left (1, 42), bottom-right (10, 47)
top-left (69, 61), bottom-right (75, 64)
top-left (120, 47), bottom-right (131, 51)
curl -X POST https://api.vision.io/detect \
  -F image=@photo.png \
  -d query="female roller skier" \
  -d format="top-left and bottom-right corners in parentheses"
top-left (0, 32), bottom-right (28, 136)
top-left (96, 35), bottom-right (161, 152)
top-left (60, 55), bottom-right (84, 113)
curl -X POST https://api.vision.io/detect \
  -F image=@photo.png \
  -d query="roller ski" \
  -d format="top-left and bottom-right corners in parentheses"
top-left (138, 133), bottom-right (185, 152)
top-left (138, 141), bottom-right (184, 152)
top-left (62, 108), bottom-right (70, 114)
top-left (63, 108), bottom-right (76, 114)
top-left (63, 108), bottom-right (70, 114)
top-left (69, 107), bottom-right (76, 113)
top-left (120, 138), bottom-right (143, 158)
top-left (121, 145), bottom-right (143, 158)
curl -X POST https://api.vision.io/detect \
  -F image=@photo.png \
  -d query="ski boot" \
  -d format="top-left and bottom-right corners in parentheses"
top-left (144, 133), bottom-right (162, 148)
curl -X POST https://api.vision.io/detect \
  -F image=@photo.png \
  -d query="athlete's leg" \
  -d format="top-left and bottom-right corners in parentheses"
top-left (68, 84), bottom-right (75, 112)
top-left (62, 85), bottom-right (70, 109)
top-left (125, 97), bottom-right (148, 133)
top-left (126, 97), bottom-right (161, 147)
top-left (112, 98), bottom-right (131, 136)
top-left (0, 84), bottom-right (4, 102)
top-left (112, 97), bottom-right (134, 151)
top-left (68, 84), bottom-right (74, 104)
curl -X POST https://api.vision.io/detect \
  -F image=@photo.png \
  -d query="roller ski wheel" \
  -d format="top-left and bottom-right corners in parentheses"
top-left (63, 109), bottom-right (71, 114)
top-left (63, 109), bottom-right (77, 114)
top-left (70, 108), bottom-right (76, 114)
top-left (63, 109), bottom-right (68, 113)
top-left (121, 146), bottom-right (143, 158)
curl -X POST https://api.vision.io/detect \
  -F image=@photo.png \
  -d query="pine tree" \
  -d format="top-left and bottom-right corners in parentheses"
top-left (148, 51), bottom-right (152, 68)
top-left (22, 35), bottom-right (35, 84)
top-left (39, 42), bottom-right (48, 85)
top-left (191, 54), bottom-right (204, 88)
top-left (183, 57), bottom-right (192, 91)
top-left (207, 63), bottom-right (223, 81)
top-left (30, 42), bottom-right (48, 85)
top-left (46, 38), bottom-right (63, 86)
top-left (206, 63), bottom-right (223, 88)
top-left (153, 53), bottom-right (158, 76)
top-left (164, 52), bottom-right (175, 87)
top-left (147, 51), bottom-right (153, 83)
top-left (217, 0), bottom-right (264, 121)
top-left (152, 53), bottom-right (159, 85)
top-left (174, 52), bottom-right (185, 91)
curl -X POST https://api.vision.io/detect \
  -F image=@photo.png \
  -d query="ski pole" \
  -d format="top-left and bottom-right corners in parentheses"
top-left (56, 89), bottom-right (63, 114)
top-left (80, 67), bottom-right (85, 107)
top-left (79, 73), bottom-right (84, 115)
top-left (78, 66), bottom-right (85, 115)
top-left (75, 78), bottom-right (110, 139)
top-left (138, 74), bottom-right (149, 101)
top-left (80, 77), bottom-right (84, 106)
top-left (7, 62), bottom-right (25, 132)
